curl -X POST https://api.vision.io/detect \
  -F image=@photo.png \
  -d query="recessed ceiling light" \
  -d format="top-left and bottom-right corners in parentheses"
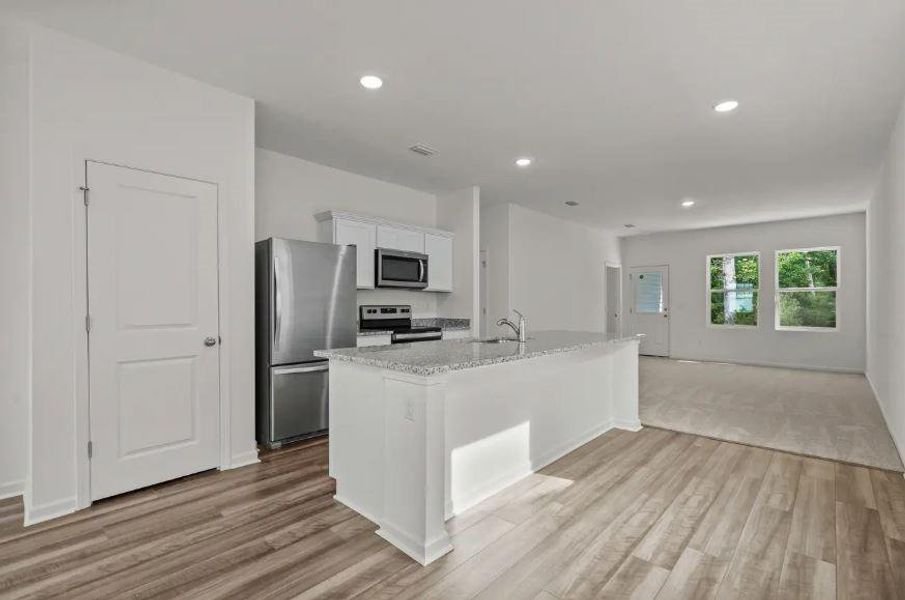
top-left (515, 157), bottom-right (532, 167)
top-left (713, 99), bottom-right (739, 113)
top-left (360, 75), bottom-right (383, 90)
top-left (681, 199), bottom-right (696, 208)
top-left (624, 224), bottom-right (636, 229)
top-left (565, 201), bottom-right (579, 207)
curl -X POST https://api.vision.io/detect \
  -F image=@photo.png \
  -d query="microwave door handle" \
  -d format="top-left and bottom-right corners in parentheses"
top-left (419, 259), bottom-right (425, 282)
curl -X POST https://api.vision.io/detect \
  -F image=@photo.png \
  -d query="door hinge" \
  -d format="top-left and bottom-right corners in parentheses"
top-left (87, 441), bottom-right (93, 459)
top-left (79, 186), bottom-right (89, 206)
top-left (85, 315), bottom-right (91, 332)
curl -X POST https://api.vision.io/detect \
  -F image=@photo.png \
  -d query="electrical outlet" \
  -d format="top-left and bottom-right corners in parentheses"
top-left (405, 399), bottom-right (415, 422)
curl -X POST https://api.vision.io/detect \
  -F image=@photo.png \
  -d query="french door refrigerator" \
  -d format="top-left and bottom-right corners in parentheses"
top-left (255, 238), bottom-right (357, 448)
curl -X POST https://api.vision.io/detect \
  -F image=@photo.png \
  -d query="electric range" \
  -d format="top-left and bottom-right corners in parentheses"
top-left (359, 304), bottom-right (442, 344)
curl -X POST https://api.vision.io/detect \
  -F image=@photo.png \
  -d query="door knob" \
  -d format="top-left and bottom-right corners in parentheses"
top-left (204, 336), bottom-right (217, 347)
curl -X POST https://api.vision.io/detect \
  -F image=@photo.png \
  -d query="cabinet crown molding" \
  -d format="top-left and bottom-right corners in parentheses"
top-left (315, 210), bottom-right (453, 239)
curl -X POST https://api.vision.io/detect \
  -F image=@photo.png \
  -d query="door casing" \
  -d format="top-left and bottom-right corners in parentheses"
top-left (73, 159), bottom-right (232, 509)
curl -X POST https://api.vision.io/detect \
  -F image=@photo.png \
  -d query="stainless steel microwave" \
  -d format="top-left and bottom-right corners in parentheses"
top-left (375, 248), bottom-right (429, 289)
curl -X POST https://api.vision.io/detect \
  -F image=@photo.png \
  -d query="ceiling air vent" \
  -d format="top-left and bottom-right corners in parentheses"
top-left (409, 144), bottom-right (438, 157)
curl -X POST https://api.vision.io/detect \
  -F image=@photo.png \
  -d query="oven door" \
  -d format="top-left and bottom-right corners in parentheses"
top-left (376, 248), bottom-right (429, 289)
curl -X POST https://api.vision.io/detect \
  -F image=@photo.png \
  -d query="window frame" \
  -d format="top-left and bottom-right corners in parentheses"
top-left (774, 245), bottom-right (840, 333)
top-left (705, 251), bottom-right (760, 329)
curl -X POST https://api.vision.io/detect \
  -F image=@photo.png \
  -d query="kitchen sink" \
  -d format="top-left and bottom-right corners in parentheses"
top-left (474, 337), bottom-right (518, 344)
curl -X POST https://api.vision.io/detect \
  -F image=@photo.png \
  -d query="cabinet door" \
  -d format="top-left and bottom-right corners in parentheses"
top-left (335, 219), bottom-right (376, 289)
top-left (377, 225), bottom-right (424, 253)
top-left (424, 234), bottom-right (453, 291)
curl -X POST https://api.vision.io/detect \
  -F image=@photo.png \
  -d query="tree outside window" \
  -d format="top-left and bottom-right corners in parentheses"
top-left (707, 253), bottom-right (759, 327)
top-left (775, 247), bottom-right (838, 330)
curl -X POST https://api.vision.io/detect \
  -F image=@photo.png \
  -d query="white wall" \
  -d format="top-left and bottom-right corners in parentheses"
top-left (867, 95), bottom-right (905, 465)
top-left (255, 148), bottom-right (441, 316)
top-left (622, 213), bottom-right (867, 372)
top-left (0, 21), bottom-right (30, 500)
top-left (25, 24), bottom-right (257, 523)
top-left (436, 187), bottom-right (480, 331)
top-left (480, 203), bottom-right (621, 333)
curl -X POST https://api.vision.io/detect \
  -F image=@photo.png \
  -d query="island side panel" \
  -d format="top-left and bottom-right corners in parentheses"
top-left (610, 340), bottom-right (642, 430)
top-left (328, 360), bottom-right (386, 523)
top-left (443, 342), bottom-right (640, 515)
top-left (378, 375), bottom-right (453, 565)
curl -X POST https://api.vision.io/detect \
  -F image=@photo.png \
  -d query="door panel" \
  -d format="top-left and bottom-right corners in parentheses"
top-left (424, 234), bottom-right (453, 291)
top-left (271, 364), bottom-right (329, 442)
top-left (629, 266), bottom-right (669, 356)
top-left (87, 162), bottom-right (220, 501)
top-left (270, 239), bottom-right (357, 366)
top-left (118, 357), bottom-right (196, 456)
top-left (334, 219), bottom-right (375, 289)
top-left (377, 225), bottom-right (424, 252)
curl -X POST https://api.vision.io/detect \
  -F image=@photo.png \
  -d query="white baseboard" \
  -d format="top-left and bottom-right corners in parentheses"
top-left (225, 448), bottom-right (260, 470)
top-left (448, 461), bottom-right (533, 518)
top-left (24, 495), bottom-right (78, 526)
top-left (612, 418), bottom-right (643, 432)
top-left (333, 493), bottom-right (381, 525)
top-left (865, 372), bottom-right (905, 470)
top-left (447, 418), bottom-right (625, 519)
top-left (530, 420), bottom-right (619, 473)
top-left (376, 521), bottom-right (453, 566)
top-left (0, 479), bottom-right (24, 501)
top-left (0, 480), bottom-right (25, 500)
top-left (665, 355), bottom-right (864, 375)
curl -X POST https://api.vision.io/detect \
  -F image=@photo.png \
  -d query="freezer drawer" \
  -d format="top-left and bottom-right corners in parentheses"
top-left (270, 363), bottom-right (329, 444)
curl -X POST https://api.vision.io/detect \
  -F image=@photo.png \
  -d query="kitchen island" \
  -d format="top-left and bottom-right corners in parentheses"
top-left (314, 331), bottom-right (641, 564)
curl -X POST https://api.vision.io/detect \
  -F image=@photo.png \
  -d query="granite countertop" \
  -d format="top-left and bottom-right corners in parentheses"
top-left (315, 330), bottom-right (641, 376)
top-left (357, 318), bottom-right (471, 336)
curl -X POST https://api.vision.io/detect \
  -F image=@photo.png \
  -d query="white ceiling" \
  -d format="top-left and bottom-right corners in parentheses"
top-left (5, 0), bottom-right (905, 235)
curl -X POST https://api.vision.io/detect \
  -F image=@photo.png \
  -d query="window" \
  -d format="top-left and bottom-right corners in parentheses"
top-left (775, 247), bottom-right (839, 331)
top-left (707, 252), bottom-right (759, 327)
top-left (634, 270), bottom-right (665, 313)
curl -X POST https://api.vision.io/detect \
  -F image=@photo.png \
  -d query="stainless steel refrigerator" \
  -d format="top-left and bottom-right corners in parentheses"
top-left (255, 238), bottom-right (357, 448)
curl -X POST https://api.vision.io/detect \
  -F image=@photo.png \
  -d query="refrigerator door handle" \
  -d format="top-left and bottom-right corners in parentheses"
top-left (273, 255), bottom-right (282, 351)
top-left (272, 363), bottom-right (329, 376)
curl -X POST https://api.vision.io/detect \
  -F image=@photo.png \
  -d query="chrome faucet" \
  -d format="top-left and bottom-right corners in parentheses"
top-left (497, 309), bottom-right (527, 342)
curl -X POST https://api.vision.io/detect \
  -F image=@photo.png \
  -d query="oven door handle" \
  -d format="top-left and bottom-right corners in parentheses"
top-left (392, 331), bottom-right (442, 343)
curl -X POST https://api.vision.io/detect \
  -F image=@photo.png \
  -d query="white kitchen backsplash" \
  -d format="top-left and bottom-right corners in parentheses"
top-left (356, 289), bottom-right (437, 318)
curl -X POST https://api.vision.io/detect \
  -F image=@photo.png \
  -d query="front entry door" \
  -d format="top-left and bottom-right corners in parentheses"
top-left (87, 162), bottom-right (220, 501)
top-left (629, 266), bottom-right (669, 356)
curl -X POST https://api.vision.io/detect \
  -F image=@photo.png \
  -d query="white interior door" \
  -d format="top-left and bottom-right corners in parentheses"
top-left (629, 266), bottom-right (669, 356)
top-left (87, 162), bottom-right (220, 501)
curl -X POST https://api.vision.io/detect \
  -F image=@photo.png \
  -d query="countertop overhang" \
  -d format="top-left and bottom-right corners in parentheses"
top-left (314, 330), bottom-right (641, 376)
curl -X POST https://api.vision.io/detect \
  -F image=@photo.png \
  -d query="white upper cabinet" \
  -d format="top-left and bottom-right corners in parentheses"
top-left (316, 211), bottom-right (453, 292)
top-left (424, 233), bottom-right (453, 292)
top-left (376, 225), bottom-right (424, 253)
top-left (317, 216), bottom-right (376, 289)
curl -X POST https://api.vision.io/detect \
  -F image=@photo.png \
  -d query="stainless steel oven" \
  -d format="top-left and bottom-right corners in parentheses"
top-left (375, 248), bottom-right (428, 289)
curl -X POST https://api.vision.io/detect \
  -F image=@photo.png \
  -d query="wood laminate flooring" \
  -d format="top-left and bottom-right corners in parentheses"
top-left (1, 428), bottom-right (904, 599)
